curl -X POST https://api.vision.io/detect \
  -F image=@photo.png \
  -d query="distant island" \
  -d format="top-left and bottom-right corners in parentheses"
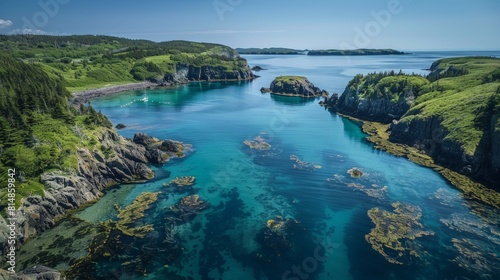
top-left (235, 47), bottom-right (305, 55)
top-left (308, 49), bottom-right (407, 56)
top-left (236, 47), bottom-right (407, 56)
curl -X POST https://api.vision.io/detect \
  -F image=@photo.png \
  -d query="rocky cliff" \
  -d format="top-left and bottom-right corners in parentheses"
top-left (164, 63), bottom-right (255, 85)
top-left (261, 76), bottom-right (328, 97)
top-left (389, 113), bottom-right (499, 189)
top-left (0, 129), bottom-right (191, 260)
top-left (330, 58), bottom-right (500, 191)
top-left (388, 116), bottom-right (480, 174)
top-left (328, 73), bottom-right (428, 123)
top-left (492, 115), bottom-right (500, 173)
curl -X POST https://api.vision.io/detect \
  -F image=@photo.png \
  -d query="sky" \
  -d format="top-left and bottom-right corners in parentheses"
top-left (0, 0), bottom-right (499, 51)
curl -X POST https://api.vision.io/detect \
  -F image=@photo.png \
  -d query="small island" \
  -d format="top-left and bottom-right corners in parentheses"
top-left (260, 76), bottom-right (328, 98)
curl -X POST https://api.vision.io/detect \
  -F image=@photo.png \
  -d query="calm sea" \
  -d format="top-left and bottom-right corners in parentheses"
top-left (17, 51), bottom-right (500, 280)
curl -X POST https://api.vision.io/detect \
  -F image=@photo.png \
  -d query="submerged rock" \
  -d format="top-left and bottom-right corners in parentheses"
top-left (365, 202), bottom-right (433, 265)
top-left (451, 238), bottom-right (500, 277)
top-left (164, 176), bottom-right (196, 188)
top-left (163, 176), bottom-right (197, 194)
top-left (66, 192), bottom-right (169, 278)
top-left (244, 136), bottom-right (271, 150)
top-left (170, 195), bottom-right (209, 221)
top-left (347, 183), bottom-right (388, 199)
top-left (113, 192), bottom-right (160, 238)
top-left (347, 167), bottom-right (364, 178)
top-left (290, 155), bottom-right (322, 172)
top-left (255, 216), bottom-right (305, 262)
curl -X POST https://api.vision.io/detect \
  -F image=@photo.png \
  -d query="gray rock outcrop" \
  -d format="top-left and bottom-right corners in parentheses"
top-left (0, 266), bottom-right (61, 280)
top-left (331, 86), bottom-right (415, 123)
top-left (0, 129), bottom-right (191, 261)
top-left (164, 63), bottom-right (255, 85)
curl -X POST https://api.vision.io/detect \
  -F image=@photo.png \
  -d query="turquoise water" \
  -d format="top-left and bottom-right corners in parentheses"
top-left (21, 52), bottom-right (500, 279)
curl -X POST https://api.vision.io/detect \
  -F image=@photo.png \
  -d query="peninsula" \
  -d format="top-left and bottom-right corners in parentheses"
top-left (326, 57), bottom-right (500, 205)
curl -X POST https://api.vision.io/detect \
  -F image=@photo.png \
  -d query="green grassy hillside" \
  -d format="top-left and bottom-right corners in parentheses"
top-left (0, 52), bottom-right (112, 208)
top-left (334, 57), bottom-right (500, 191)
top-left (403, 57), bottom-right (500, 154)
top-left (346, 71), bottom-right (429, 100)
top-left (0, 35), bottom-right (249, 92)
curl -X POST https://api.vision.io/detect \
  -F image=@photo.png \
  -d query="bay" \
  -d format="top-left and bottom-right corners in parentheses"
top-left (18, 52), bottom-right (500, 280)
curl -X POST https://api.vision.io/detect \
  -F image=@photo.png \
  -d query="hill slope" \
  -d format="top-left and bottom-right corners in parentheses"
top-left (328, 57), bottom-right (500, 192)
top-left (0, 52), bottom-right (191, 258)
top-left (0, 35), bottom-right (254, 93)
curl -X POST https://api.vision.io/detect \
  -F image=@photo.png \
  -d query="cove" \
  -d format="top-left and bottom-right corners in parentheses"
top-left (16, 52), bottom-right (500, 280)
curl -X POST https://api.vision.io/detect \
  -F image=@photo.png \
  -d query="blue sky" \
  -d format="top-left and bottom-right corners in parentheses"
top-left (0, 0), bottom-right (499, 50)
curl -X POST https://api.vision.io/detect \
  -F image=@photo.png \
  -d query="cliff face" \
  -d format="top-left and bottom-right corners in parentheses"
top-left (389, 116), bottom-right (480, 174)
top-left (333, 86), bottom-right (415, 123)
top-left (329, 73), bottom-right (427, 123)
top-left (389, 114), bottom-right (499, 189)
top-left (164, 63), bottom-right (255, 84)
top-left (0, 129), bottom-right (190, 257)
top-left (261, 76), bottom-right (328, 97)
top-left (330, 59), bottom-right (500, 190)
top-left (490, 114), bottom-right (500, 180)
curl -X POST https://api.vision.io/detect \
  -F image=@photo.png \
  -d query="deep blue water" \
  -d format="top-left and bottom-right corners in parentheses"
top-left (19, 52), bottom-right (500, 279)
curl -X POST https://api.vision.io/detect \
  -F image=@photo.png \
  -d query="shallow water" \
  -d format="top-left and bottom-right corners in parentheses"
top-left (18, 52), bottom-right (500, 279)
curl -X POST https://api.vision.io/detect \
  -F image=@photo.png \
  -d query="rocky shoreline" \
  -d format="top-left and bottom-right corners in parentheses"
top-left (0, 63), bottom-right (256, 278)
top-left (0, 130), bottom-right (192, 271)
top-left (70, 81), bottom-right (159, 106)
top-left (325, 65), bottom-right (500, 194)
top-left (339, 113), bottom-right (500, 209)
top-left (70, 64), bottom-right (256, 106)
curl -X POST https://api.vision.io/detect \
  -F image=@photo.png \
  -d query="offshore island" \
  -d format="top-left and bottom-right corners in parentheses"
top-left (0, 34), bottom-right (499, 278)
